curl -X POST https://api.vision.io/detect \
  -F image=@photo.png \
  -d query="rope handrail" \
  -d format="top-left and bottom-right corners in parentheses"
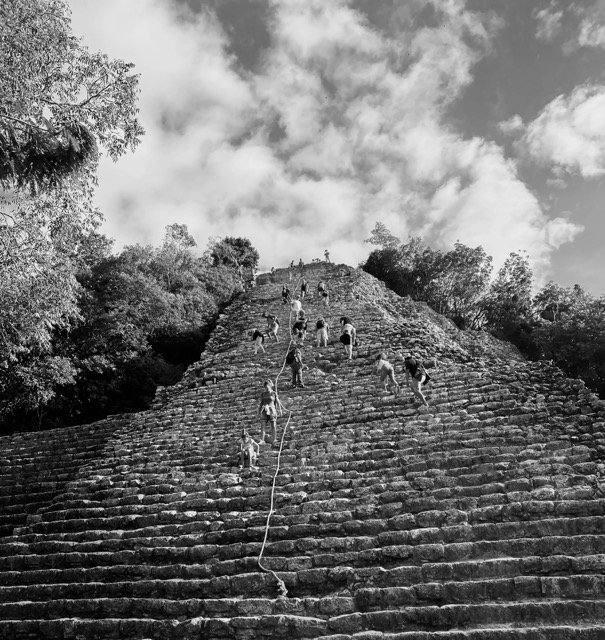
top-left (256, 272), bottom-right (305, 598)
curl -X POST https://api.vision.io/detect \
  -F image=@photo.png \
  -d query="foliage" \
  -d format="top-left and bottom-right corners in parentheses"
top-left (363, 224), bottom-right (604, 397)
top-left (0, 225), bottom-right (249, 433)
top-left (363, 229), bottom-right (492, 329)
top-left (534, 287), bottom-right (605, 396)
top-left (209, 236), bottom-right (260, 270)
top-left (479, 251), bottom-right (538, 355)
top-left (0, 0), bottom-right (143, 192)
top-left (365, 222), bottom-right (399, 249)
top-left (0, 186), bottom-right (99, 363)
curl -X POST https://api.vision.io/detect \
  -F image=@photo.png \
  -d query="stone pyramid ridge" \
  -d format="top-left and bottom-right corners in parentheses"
top-left (1, 261), bottom-right (605, 639)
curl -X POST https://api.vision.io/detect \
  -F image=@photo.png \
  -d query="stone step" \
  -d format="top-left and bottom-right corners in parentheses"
top-left (3, 532), bottom-right (605, 582)
top-left (320, 626), bottom-right (605, 640)
top-left (326, 599), bottom-right (605, 634)
top-left (1, 552), bottom-right (602, 590)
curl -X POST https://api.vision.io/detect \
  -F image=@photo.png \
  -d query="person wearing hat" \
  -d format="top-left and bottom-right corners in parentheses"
top-left (258, 379), bottom-right (278, 443)
top-left (401, 354), bottom-right (429, 406)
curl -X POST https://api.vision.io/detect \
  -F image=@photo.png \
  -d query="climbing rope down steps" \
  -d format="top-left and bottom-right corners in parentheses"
top-left (1, 263), bottom-right (605, 639)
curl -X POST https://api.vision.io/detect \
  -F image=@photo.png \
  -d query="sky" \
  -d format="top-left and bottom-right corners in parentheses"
top-left (67, 0), bottom-right (605, 293)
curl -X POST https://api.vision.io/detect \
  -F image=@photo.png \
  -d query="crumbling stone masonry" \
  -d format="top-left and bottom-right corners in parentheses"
top-left (1, 263), bottom-right (605, 639)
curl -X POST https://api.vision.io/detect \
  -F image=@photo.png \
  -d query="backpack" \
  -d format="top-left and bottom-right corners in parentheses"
top-left (285, 349), bottom-right (296, 365)
top-left (413, 364), bottom-right (431, 385)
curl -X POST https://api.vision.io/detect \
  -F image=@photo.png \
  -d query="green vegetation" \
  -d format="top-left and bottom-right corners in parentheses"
top-left (363, 223), bottom-right (605, 397)
top-left (0, 225), bottom-right (256, 433)
top-left (0, 1), bottom-right (258, 433)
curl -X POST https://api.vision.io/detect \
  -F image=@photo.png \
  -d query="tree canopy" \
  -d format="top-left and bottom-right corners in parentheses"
top-left (0, 0), bottom-right (143, 191)
top-left (1, 225), bottom-right (251, 433)
top-left (362, 222), bottom-right (604, 397)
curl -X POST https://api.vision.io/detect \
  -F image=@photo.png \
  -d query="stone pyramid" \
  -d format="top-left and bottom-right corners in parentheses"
top-left (2, 262), bottom-right (605, 640)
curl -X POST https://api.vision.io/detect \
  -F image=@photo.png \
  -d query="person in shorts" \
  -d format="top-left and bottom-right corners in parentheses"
top-left (339, 317), bottom-right (357, 360)
top-left (316, 316), bottom-right (329, 347)
top-left (402, 354), bottom-right (429, 407)
top-left (264, 313), bottom-right (280, 342)
top-left (258, 379), bottom-right (278, 443)
top-left (251, 329), bottom-right (266, 354)
top-left (375, 352), bottom-right (399, 396)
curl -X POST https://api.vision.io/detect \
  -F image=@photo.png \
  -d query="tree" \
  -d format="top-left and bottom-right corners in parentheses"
top-left (533, 281), bottom-right (584, 322)
top-left (426, 243), bottom-right (492, 328)
top-left (209, 237), bottom-right (259, 270)
top-left (0, 0), bottom-right (143, 192)
top-left (365, 222), bottom-right (400, 249)
top-left (480, 251), bottom-right (538, 355)
top-left (534, 288), bottom-right (605, 396)
top-left (0, 0), bottom-right (143, 431)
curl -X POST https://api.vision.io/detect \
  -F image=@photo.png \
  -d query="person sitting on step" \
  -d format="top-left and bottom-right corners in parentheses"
top-left (286, 346), bottom-right (305, 388)
top-left (251, 329), bottom-right (266, 354)
top-left (258, 379), bottom-right (278, 443)
top-left (376, 352), bottom-right (400, 396)
top-left (317, 280), bottom-right (326, 297)
top-left (401, 354), bottom-right (430, 407)
top-left (264, 313), bottom-right (280, 342)
top-left (339, 316), bottom-right (357, 360)
top-left (316, 316), bottom-right (329, 347)
top-left (239, 429), bottom-right (260, 469)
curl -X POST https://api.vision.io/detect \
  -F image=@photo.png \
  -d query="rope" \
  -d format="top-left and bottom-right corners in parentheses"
top-left (256, 273), bottom-right (304, 598)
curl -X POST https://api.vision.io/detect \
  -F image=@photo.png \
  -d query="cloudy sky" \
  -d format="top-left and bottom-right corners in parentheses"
top-left (67, 0), bottom-right (605, 293)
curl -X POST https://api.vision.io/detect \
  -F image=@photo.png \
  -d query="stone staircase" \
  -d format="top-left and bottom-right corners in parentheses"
top-left (1, 262), bottom-right (605, 639)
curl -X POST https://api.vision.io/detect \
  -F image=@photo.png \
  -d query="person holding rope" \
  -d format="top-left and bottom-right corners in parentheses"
top-left (401, 353), bottom-right (430, 407)
top-left (375, 352), bottom-right (399, 396)
top-left (339, 316), bottom-right (357, 360)
top-left (258, 379), bottom-right (278, 443)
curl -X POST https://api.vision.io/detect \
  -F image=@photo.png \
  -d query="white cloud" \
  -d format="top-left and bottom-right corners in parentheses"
top-left (523, 85), bottom-right (605, 177)
top-left (545, 216), bottom-right (584, 248)
top-left (578, 17), bottom-right (605, 47)
top-left (534, 4), bottom-right (564, 41)
top-left (498, 114), bottom-right (525, 135)
top-left (67, 0), bottom-right (581, 280)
